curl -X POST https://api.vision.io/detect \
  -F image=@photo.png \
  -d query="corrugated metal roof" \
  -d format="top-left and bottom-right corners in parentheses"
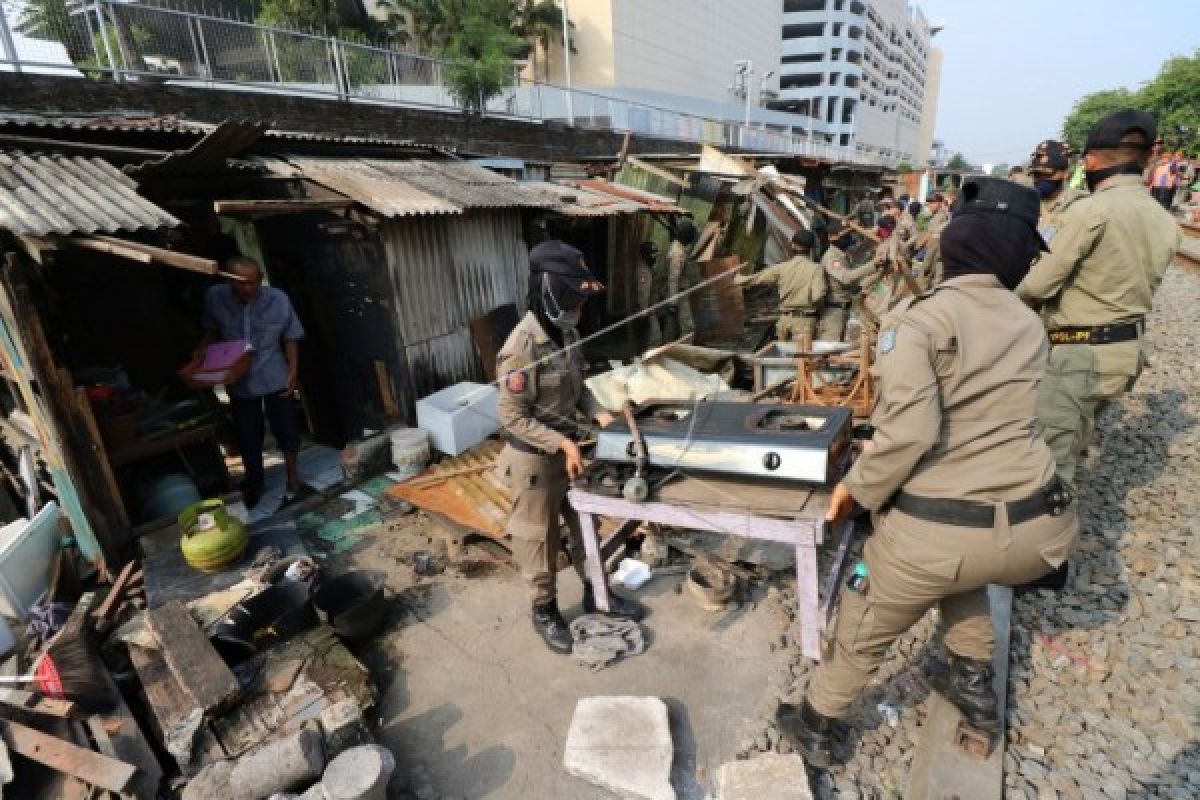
top-left (275, 157), bottom-right (552, 216)
top-left (0, 150), bottom-right (179, 235)
top-left (577, 179), bottom-right (686, 214)
top-left (128, 119), bottom-right (269, 177)
top-left (521, 180), bottom-right (647, 216)
top-left (363, 160), bottom-right (552, 211)
top-left (0, 114), bottom-right (211, 134)
top-left (281, 157), bottom-right (459, 216)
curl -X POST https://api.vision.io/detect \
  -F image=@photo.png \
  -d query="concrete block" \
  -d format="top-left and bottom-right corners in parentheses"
top-left (563, 696), bottom-right (675, 800)
top-left (715, 754), bottom-right (814, 800)
top-left (182, 759), bottom-right (234, 800)
top-left (321, 745), bottom-right (395, 800)
top-left (229, 727), bottom-right (325, 800)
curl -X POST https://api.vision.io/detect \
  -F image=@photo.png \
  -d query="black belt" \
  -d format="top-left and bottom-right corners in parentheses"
top-left (782, 308), bottom-right (820, 317)
top-left (891, 479), bottom-right (1072, 528)
top-left (828, 300), bottom-right (853, 310)
top-left (1047, 320), bottom-right (1141, 346)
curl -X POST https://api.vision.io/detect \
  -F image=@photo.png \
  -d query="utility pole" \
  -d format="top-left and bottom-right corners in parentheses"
top-left (561, 0), bottom-right (574, 126)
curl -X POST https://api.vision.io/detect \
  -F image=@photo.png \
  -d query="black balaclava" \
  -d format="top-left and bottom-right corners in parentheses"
top-left (939, 214), bottom-right (1043, 290)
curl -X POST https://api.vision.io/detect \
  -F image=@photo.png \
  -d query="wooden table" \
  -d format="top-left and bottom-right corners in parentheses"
top-left (568, 475), bottom-right (856, 661)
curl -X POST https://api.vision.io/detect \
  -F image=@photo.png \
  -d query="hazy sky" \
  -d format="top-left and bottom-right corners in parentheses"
top-left (917, 0), bottom-right (1197, 167)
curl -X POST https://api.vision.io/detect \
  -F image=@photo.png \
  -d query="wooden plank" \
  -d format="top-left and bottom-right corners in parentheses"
top-left (85, 718), bottom-right (135, 800)
top-left (0, 688), bottom-right (76, 718)
top-left (67, 235), bottom-right (219, 276)
top-left (143, 602), bottom-right (239, 715)
top-left (128, 643), bottom-right (225, 774)
top-left (374, 360), bottom-right (401, 419)
top-left (627, 156), bottom-right (689, 189)
top-left (0, 719), bottom-right (137, 793)
top-left (905, 585), bottom-right (1011, 800)
top-left (73, 387), bottom-right (130, 529)
top-left (78, 659), bottom-right (162, 800)
top-left (92, 561), bottom-right (138, 631)
top-left (107, 423), bottom-right (218, 467)
top-left (212, 199), bottom-right (354, 214)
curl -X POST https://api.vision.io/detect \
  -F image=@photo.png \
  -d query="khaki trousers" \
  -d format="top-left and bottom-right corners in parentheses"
top-left (499, 446), bottom-right (587, 606)
top-left (817, 305), bottom-right (849, 342)
top-left (807, 505), bottom-right (1078, 719)
top-left (778, 312), bottom-right (819, 343)
top-left (1036, 341), bottom-right (1141, 490)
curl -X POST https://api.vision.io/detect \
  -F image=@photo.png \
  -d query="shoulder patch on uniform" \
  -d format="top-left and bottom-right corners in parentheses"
top-left (880, 329), bottom-right (897, 354)
top-left (504, 370), bottom-right (528, 393)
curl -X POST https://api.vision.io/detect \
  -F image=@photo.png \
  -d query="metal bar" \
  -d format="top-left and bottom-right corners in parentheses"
top-left (795, 536), bottom-right (821, 659)
top-left (96, 0), bottom-right (121, 82)
top-left (195, 15), bottom-right (213, 83)
top-left (577, 511), bottom-right (609, 610)
top-left (0, 5), bottom-right (21, 73)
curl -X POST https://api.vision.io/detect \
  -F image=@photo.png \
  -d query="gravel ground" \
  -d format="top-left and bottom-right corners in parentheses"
top-left (740, 262), bottom-right (1200, 799)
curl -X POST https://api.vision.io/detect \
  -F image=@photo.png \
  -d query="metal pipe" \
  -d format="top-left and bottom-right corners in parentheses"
top-left (96, 0), bottom-right (121, 82)
top-left (0, 4), bottom-right (21, 73)
top-left (560, 0), bottom-right (573, 126)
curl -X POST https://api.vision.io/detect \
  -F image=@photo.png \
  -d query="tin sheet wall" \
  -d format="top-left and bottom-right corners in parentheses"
top-left (379, 210), bottom-right (530, 405)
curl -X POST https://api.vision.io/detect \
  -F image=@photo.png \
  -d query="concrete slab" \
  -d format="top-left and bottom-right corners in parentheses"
top-left (715, 754), bottom-right (814, 800)
top-left (563, 696), bottom-right (675, 800)
top-left (370, 561), bottom-right (777, 799)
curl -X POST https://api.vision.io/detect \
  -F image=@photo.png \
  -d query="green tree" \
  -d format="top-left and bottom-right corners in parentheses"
top-left (510, 0), bottom-right (571, 82)
top-left (441, 0), bottom-right (522, 112)
top-left (895, 161), bottom-right (913, 174)
top-left (990, 162), bottom-right (1010, 178)
top-left (946, 152), bottom-right (971, 171)
top-left (1061, 88), bottom-right (1140, 152)
top-left (7, 0), bottom-right (92, 62)
top-left (1138, 51), bottom-right (1200, 154)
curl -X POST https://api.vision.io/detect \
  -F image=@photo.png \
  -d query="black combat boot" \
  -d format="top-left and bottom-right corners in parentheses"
top-left (775, 700), bottom-right (837, 768)
top-left (582, 583), bottom-right (645, 621)
top-left (532, 602), bottom-right (573, 654)
top-left (928, 652), bottom-right (1000, 731)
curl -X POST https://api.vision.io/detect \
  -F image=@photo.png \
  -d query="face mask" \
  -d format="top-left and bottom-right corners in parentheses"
top-left (1084, 162), bottom-right (1140, 192)
top-left (1034, 178), bottom-right (1062, 199)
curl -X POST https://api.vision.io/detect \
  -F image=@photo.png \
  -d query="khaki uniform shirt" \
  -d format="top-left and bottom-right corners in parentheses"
top-left (845, 274), bottom-right (1057, 510)
top-left (822, 244), bottom-right (876, 305)
top-left (744, 254), bottom-right (826, 311)
top-left (497, 312), bottom-right (592, 454)
top-left (1037, 186), bottom-right (1088, 247)
top-left (918, 207), bottom-right (950, 289)
top-left (1017, 174), bottom-right (1181, 329)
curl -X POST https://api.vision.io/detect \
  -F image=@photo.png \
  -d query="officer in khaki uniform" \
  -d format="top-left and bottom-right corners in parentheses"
top-left (497, 237), bottom-right (642, 654)
top-left (778, 178), bottom-right (1079, 767)
top-left (734, 230), bottom-right (826, 342)
top-left (819, 221), bottom-right (876, 341)
top-left (916, 192), bottom-right (950, 290)
top-left (635, 241), bottom-right (663, 351)
top-left (1029, 139), bottom-right (1088, 243)
top-left (1017, 111), bottom-right (1181, 493)
top-left (663, 219), bottom-right (699, 341)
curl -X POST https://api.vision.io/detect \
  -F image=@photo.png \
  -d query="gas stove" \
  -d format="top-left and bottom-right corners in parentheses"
top-left (593, 401), bottom-right (853, 486)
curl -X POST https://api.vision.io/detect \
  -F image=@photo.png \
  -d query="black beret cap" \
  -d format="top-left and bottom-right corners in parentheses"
top-left (1084, 110), bottom-right (1157, 153)
top-left (529, 240), bottom-right (603, 293)
top-left (791, 229), bottom-right (815, 248)
top-left (956, 176), bottom-right (1048, 250)
top-left (1031, 140), bottom-right (1070, 172)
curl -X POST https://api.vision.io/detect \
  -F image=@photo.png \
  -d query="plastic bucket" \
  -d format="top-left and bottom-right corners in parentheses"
top-left (390, 428), bottom-right (430, 480)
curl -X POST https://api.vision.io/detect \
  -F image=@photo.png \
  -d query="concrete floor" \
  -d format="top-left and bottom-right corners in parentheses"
top-left (370, 563), bottom-right (778, 799)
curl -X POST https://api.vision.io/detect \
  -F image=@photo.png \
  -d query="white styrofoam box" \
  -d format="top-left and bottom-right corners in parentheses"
top-left (416, 382), bottom-right (500, 456)
top-left (0, 501), bottom-right (61, 621)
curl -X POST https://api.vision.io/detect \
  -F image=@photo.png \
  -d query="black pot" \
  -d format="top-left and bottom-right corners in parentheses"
top-left (312, 571), bottom-right (388, 642)
top-left (214, 582), bottom-right (317, 652)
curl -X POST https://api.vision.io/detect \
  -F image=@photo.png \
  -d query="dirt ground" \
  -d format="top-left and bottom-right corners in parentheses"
top-left (328, 514), bottom-right (783, 800)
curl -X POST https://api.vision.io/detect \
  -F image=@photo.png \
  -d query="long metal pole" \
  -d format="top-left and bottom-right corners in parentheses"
top-left (0, 5), bottom-right (20, 74)
top-left (560, 0), bottom-right (573, 126)
top-left (96, 0), bottom-right (120, 82)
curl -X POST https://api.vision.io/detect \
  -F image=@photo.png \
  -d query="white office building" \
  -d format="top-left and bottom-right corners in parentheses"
top-left (775, 0), bottom-right (941, 164)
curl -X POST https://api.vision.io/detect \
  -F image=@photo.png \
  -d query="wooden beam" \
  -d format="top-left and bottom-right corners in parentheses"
top-left (627, 157), bottom-right (689, 189)
top-left (0, 718), bottom-right (138, 794)
top-left (73, 387), bottom-right (130, 529)
top-left (143, 601), bottom-right (239, 714)
top-left (212, 199), bottom-right (354, 214)
top-left (67, 236), bottom-right (219, 276)
top-left (0, 688), bottom-right (76, 718)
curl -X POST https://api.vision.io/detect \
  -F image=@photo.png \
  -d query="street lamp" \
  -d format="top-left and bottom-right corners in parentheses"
top-left (734, 60), bottom-right (754, 126)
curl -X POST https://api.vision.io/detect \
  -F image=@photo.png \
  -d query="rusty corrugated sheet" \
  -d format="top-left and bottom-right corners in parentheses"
top-left (387, 439), bottom-right (510, 537)
top-left (366, 160), bottom-right (552, 211)
top-left (378, 210), bottom-right (528, 400)
top-left (0, 150), bottom-right (179, 235)
top-left (578, 179), bottom-right (686, 213)
top-left (521, 180), bottom-right (646, 216)
top-left (128, 119), bottom-right (269, 177)
top-left (280, 157), bottom-right (460, 216)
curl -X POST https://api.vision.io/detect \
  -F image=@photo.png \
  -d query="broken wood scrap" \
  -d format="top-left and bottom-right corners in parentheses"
top-left (128, 642), bottom-right (225, 775)
top-left (665, 537), bottom-right (761, 582)
top-left (142, 602), bottom-right (239, 715)
top-left (0, 718), bottom-right (136, 794)
top-left (0, 688), bottom-right (76, 719)
top-left (92, 561), bottom-right (140, 633)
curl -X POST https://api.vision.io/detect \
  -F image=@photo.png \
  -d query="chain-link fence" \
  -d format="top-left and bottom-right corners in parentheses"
top-left (0, 0), bottom-right (888, 165)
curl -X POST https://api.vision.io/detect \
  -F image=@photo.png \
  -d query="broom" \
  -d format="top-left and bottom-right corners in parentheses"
top-left (27, 592), bottom-right (115, 712)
